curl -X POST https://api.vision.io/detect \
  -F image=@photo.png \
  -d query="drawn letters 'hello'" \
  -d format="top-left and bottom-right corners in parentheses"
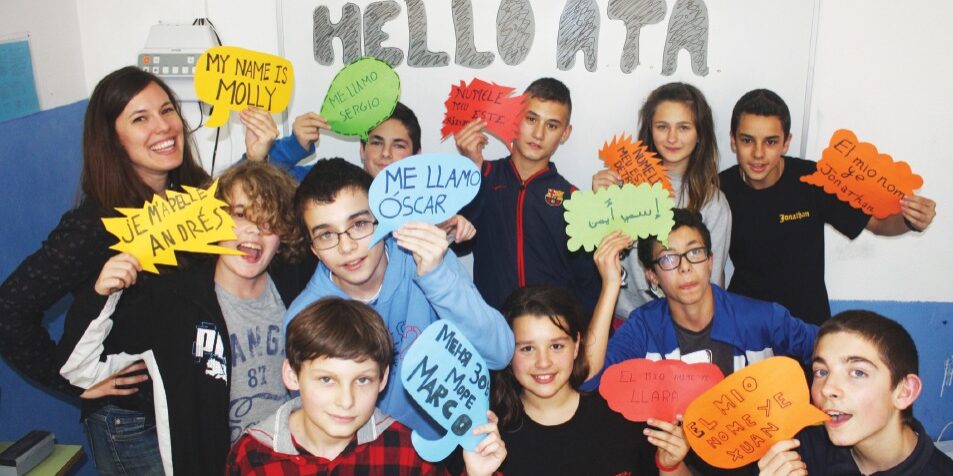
top-left (313, 0), bottom-right (709, 75)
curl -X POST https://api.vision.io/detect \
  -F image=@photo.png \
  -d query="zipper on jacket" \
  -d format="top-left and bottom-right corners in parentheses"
top-left (510, 161), bottom-right (549, 288)
top-left (516, 183), bottom-right (527, 286)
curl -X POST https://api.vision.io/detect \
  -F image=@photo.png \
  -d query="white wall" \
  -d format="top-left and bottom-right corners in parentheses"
top-left (279, 0), bottom-right (816, 190)
top-left (806, 0), bottom-right (953, 302)
top-left (1, 0), bottom-right (87, 109)
top-left (75, 0), bottom-right (281, 174)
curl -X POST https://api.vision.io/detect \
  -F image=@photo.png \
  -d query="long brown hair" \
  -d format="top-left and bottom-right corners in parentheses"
top-left (492, 285), bottom-right (589, 431)
top-left (81, 66), bottom-right (209, 210)
top-left (637, 82), bottom-right (719, 213)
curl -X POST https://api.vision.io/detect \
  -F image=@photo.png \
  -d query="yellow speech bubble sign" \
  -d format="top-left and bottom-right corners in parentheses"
top-left (682, 357), bottom-right (829, 469)
top-left (101, 181), bottom-right (243, 274)
top-left (194, 46), bottom-right (294, 128)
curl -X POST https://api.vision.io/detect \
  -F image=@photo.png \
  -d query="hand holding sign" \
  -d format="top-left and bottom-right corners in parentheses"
top-left (441, 78), bottom-right (527, 150)
top-left (599, 134), bottom-right (673, 193)
top-left (682, 357), bottom-right (829, 469)
top-left (320, 57), bottom-right (400, 139)
top-left (101, 181), bottom-right (242, 274)
top-left (194, 46), bottom-right (293, 128)
top-left (563, 182), bottom-right (676, 252)
top-left (368, 153), bottom-right (481, 246)
top-left (600, 359), bottom-right (724, 422)
top-left (400, 321), bottom-right (490, 462)
top-left (800, 129), bottom-right (923, 219)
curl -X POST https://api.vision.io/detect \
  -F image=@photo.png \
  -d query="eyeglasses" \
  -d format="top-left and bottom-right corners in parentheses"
top-left (652, 247), bottom-right (710, 271)
top-left (311, 219), bottom-right (378, 250)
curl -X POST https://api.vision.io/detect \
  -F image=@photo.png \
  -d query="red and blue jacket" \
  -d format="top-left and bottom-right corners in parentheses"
top-left (461, 157), bottom-right (601, 316)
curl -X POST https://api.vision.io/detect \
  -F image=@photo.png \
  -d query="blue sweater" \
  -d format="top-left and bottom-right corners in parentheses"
top-left (283, 238), bottom-right (514, 438)
top-left (583, 285), bottom-right (817, 391)
top-left (267, 135), bottom-right (314, 181)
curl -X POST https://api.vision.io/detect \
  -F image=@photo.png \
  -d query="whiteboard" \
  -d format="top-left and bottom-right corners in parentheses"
top-left (278, 0), bottom-right (817, 187)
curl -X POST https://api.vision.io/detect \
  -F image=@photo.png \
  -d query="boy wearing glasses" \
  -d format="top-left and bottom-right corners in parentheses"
top-left (583, 208), bottom-right (817, 384)
top-left (282, 157), bottom-right (514, 439)
top-left (254, 103), bottom-right (475, 242)
top-left (582, 209), bottom-right (818, 475)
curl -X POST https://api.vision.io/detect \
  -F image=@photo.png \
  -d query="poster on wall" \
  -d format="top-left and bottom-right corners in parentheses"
top-left (0, 35), bottom-right (41, 122)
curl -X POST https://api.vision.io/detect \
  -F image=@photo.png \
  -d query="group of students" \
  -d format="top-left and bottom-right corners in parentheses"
top-left (0, 62), bottom-right (949, 476)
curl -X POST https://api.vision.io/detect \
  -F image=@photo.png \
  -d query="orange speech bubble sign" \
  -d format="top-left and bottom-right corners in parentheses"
top-left (682, 357), bottom-right (829, 469)
top-left (441, 78), bottom-right (527, 151)
top-left (599, 359), bottom-right (724, 422)
top-left (800, 129), bottom-right (923, 219)
top-left (599, 134), bottom-right (673, 194)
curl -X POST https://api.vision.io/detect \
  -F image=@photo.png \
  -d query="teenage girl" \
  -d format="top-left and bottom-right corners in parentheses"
top-left (592, 82), bottom-right (731, 319)
top-left (491, 285), bottom-right (689, 475)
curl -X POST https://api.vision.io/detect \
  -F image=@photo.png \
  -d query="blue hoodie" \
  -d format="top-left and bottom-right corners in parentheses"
top-left (267, 135), bottom-right (314, 181)
top-left (283, 237), bottom-right (514, 438)
top-left (582, 285), bottom-right (818, 391)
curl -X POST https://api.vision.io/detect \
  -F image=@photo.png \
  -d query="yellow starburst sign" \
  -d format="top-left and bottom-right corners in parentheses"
top-left (102, 181), bottom-right (243, 273)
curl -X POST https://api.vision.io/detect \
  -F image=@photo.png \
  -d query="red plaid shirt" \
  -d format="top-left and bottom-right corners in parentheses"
top-left (226, 420), bottom-right (453, 476)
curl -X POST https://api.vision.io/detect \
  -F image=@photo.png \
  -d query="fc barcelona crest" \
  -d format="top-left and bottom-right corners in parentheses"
top-left (545, 188), bottom-right (565, 207)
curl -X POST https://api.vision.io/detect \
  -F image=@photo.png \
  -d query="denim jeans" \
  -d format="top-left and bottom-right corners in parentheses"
top-left (82, 405), bottom-right (163, 475)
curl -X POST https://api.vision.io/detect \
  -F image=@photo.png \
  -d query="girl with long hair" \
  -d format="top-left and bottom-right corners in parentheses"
top-left (592, 82), bottom-right (731, 320)
top-left (491, 285), bottom-right (689, 475)
top-left (0, 66), bottom-right (210, 474)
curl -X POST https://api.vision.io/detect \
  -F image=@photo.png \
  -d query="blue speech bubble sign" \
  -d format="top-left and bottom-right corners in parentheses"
top-left (400, 320), bottom-right (490, 462)
top-left (368, 153), bottom-right (481, 246)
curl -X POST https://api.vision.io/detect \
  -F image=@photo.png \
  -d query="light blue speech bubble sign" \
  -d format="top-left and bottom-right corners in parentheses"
top-left (368, 153), bottom-right (481, 246)
top-left (563, 182), bottom-right (677, 252)
top-left (400, 320), bottom-right (490, 462)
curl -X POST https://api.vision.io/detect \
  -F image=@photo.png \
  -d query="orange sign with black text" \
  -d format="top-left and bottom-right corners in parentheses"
top-left (682, 357), bottom-right (829, 469)
top-left (801, 129), bottom-right (923, 219)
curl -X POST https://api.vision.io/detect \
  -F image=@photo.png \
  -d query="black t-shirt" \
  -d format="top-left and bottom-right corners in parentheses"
top-left (719, 157), bottom-right (869, 325)
top-left (499, 393), bottom-right (658, 476)
top-left (797, 419), bottom-right (953, 475)
top-left (673, 320), bottom-right (735, 378)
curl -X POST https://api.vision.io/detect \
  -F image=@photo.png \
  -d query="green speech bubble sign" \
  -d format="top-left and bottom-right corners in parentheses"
top-left (564, 182), bottom-right (676, 252)
top-left (320, 57), bottom-right (401, 140)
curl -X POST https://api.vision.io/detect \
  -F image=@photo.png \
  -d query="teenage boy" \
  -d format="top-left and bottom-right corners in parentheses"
top-left (583, 209), bottom-right (818, 384)
top-left (720, 89), bottom-right (936, 326)
top-left (228, 297), bottom-right (506, 475)
top-left (246, 102), bottom-right (421, 180)
top-left (247, 103), bottom-right (475, 242)
top-left (59, 162), bottom-right (315, 475)
top-left (584, 209), bottom-right (819, 475)
top-left (283, 158), bottom-right (514, 439)
top-left (758, 310), bottom-right (953, 475)
top-left (453, 77), bottom-right (601, 314)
